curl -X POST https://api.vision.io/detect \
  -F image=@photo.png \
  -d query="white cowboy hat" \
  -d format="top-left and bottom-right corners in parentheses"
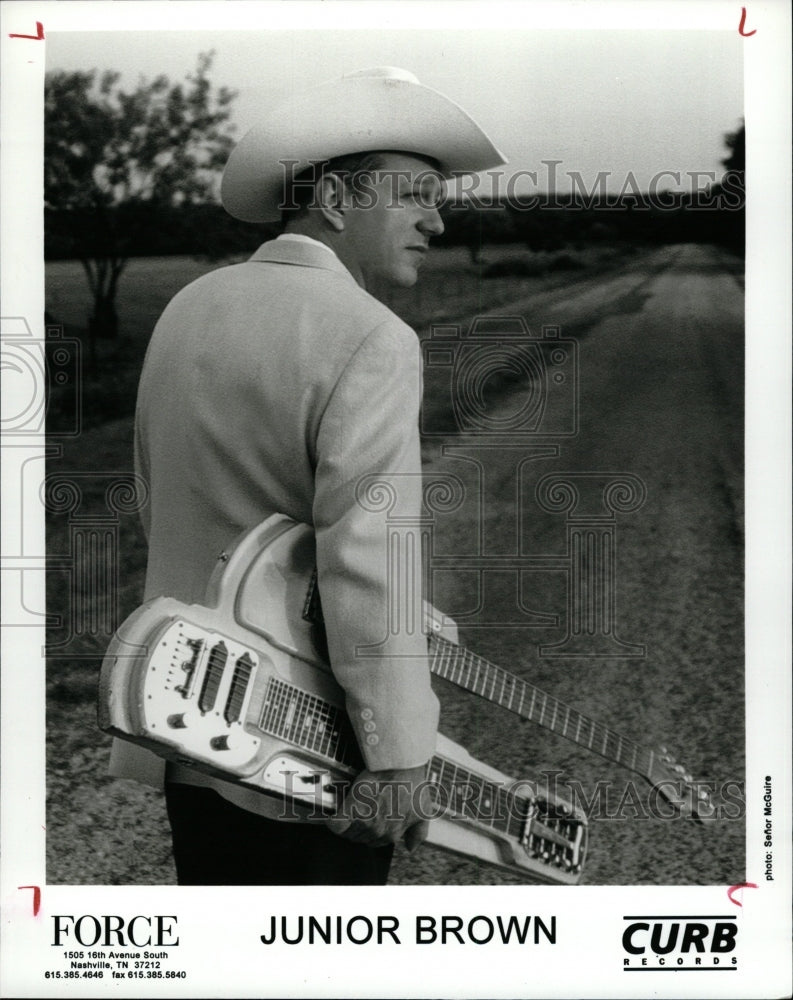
top-left (221, 66), bottom-right (506, 223)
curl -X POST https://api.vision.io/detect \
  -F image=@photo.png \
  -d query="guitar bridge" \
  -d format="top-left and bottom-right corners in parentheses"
top-left (175, 637), bottom-right (204, 696)
top-left (520, 802), bottom-right (586, 875)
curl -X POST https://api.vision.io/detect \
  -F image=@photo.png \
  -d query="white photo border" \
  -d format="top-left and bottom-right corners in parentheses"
top-left (1, 2), bottom-right (790, 997)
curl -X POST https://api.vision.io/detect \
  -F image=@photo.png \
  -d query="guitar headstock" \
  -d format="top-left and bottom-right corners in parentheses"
top-left (648, 746), bottom-right (717, 824)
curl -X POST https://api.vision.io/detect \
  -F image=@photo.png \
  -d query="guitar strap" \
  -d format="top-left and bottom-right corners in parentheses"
top-left (302, 567), bottom-right (325, 625)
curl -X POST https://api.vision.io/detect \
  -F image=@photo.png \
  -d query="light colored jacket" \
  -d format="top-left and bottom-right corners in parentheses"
top-left (110, 238), bottom-right (439, 816)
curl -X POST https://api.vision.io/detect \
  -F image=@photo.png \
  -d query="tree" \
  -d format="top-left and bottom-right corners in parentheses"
top-left (45, 52), bottom-right (237, 340)
top-left (721, 121), bottom-right (745, 177)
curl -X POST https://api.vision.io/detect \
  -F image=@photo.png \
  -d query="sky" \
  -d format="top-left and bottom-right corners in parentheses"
top-left (43, 15), bottom-right (744, 197)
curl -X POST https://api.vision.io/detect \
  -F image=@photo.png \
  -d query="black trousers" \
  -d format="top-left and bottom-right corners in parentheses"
top-left (164, 783), bottom-right (393, 886)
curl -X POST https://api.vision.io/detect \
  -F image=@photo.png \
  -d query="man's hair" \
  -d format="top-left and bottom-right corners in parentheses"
top-left (280, 151), bottom-right (388, 225)
top-left (280, 150), bottom-right (441, 226)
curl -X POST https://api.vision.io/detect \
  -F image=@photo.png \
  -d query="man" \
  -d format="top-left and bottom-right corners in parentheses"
top-left (110, 66), bottom-right (505, 884)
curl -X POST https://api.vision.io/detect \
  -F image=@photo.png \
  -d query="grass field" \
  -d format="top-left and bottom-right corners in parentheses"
top-left (46, 242), bottom-right (623, 341)
top-left (45, 242), bottom-right (629, 424)
top-left (44, 239), bottom-right (642, 884)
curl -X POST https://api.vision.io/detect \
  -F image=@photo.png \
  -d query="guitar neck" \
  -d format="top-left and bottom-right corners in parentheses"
top-left (429, 633), bottom-right (654, 780)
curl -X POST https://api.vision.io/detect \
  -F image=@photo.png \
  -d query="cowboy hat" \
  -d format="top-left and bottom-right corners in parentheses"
top-left (221, 66), bottom-right (506, 223)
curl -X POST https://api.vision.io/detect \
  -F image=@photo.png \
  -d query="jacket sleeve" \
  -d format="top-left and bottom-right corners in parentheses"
top-left (312, 318), bottom-right (439, 771)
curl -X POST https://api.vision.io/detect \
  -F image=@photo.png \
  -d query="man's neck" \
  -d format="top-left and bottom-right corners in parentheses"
top-left (276, 232), bottom-right (338, 257)
top-left (283, 222), bottom-right (365, 288)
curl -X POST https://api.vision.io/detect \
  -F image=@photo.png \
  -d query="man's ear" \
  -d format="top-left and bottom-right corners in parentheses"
top-left (316, 173), bottom-right (348, 232)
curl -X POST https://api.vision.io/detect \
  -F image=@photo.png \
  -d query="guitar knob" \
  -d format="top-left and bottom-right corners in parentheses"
top-left (210, 735), bottom-right (230, 751)
top-left (167, 714), bottom-right (187, 728)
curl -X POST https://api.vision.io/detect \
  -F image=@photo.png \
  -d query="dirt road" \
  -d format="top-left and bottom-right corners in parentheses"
top-left (392, 243), bottom-right (745, 884)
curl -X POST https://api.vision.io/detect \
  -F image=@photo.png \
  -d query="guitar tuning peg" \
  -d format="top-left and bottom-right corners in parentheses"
top-left (697, 789), bottom-right (710, 801)
top-left (683, 773), bottom-right (693, 783)
top-left (659, 746), bottom-right (667, 754)
top-left (674, 764), bottom-right (685, 774)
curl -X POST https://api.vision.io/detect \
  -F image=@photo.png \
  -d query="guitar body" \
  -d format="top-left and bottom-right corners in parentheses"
top-left (100, 515), bottom-right (587, 884)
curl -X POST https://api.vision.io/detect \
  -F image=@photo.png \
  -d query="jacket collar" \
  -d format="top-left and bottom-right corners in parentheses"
top-left (250, 238), bottom-right (357, 283)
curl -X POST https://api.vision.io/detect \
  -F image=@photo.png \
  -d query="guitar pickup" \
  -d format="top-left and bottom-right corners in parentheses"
top-left (198, 641), bottom-right (228, 713)
top-left (223, 652), bottom-right (255, 724)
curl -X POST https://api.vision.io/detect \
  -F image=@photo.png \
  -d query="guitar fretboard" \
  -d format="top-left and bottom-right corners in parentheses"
top-left (259, 676), bottom-right (364, 771)
top-left (429, 633), bottom-right (654, 780)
